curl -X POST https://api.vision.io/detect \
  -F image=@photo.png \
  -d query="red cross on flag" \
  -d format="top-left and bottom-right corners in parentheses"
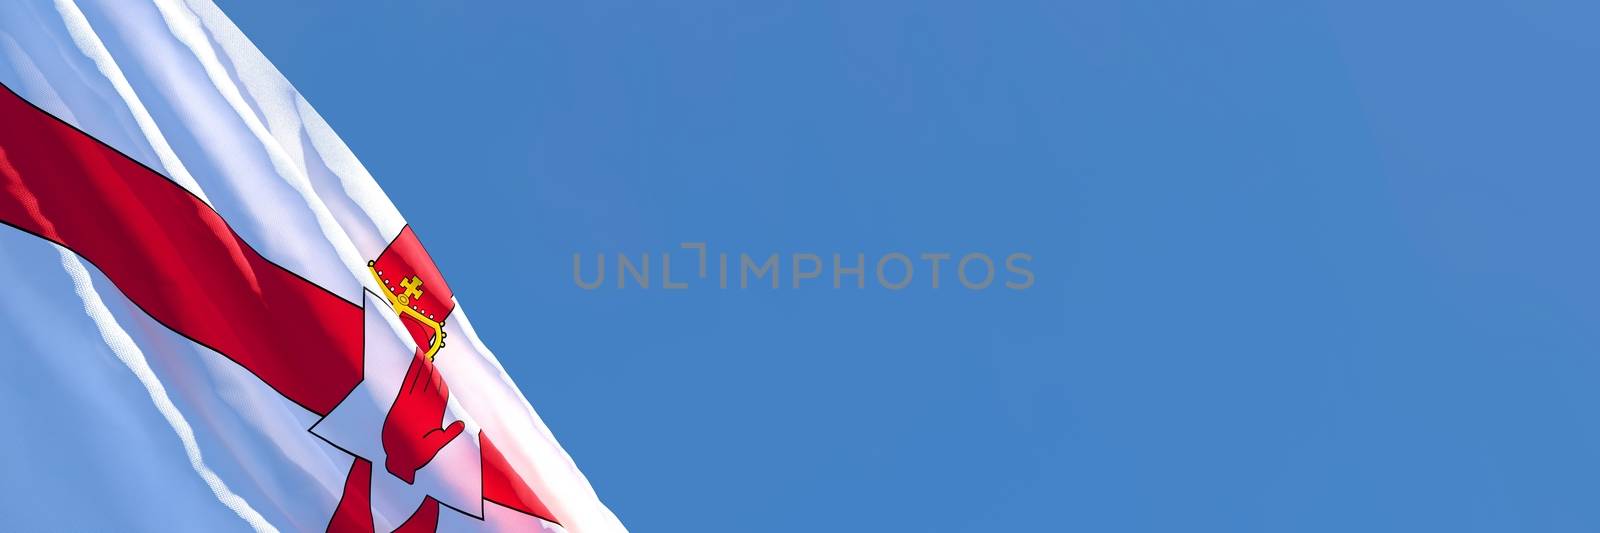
top-left (0, 2), bottom-right (624, 532)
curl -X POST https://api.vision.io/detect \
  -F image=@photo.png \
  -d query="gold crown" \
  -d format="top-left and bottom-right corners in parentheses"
top-left (368, 261), bottom-right (447, 360)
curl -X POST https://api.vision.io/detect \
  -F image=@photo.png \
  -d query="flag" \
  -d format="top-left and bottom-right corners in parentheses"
top-left (0, 1), bottom-right (624, 531)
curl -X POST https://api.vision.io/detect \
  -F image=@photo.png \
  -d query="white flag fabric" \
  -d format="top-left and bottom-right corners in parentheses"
top-left (0, 1), bottom-right (624, 531)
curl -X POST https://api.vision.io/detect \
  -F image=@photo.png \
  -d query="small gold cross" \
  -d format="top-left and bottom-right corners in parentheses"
top-left (398, 275), bottom-right (424, 305)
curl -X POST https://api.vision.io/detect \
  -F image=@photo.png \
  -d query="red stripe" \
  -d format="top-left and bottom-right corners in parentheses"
top-left (327, 459), bottom-right (375, 532)
top-left (0, 83), bottom-right (362, 416)
top-left (482, 432), bottom-right (558, 522)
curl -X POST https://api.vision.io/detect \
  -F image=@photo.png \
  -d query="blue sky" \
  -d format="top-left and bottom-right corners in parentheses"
top-left (220, 1), bottom-right (1600, 531)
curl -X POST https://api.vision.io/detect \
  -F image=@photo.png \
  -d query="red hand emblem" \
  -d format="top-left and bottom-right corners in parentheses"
top-left (382, 350), bottom-right (465, 484)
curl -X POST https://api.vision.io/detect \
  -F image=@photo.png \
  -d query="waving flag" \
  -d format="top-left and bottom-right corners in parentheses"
top-left (0, 1), bottom-right (624, 532)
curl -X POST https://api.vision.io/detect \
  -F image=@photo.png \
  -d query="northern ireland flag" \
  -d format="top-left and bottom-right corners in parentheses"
top-left (0, 2), bottom-right (624, 532)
